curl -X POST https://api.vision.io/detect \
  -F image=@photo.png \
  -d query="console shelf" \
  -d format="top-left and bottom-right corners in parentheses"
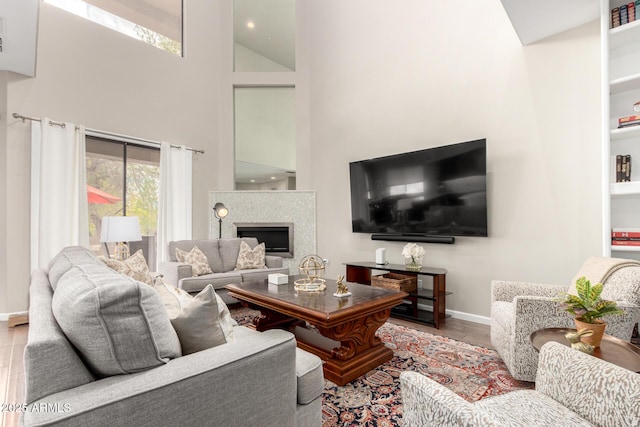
top-left (344, 262), bottom-right (448, 328)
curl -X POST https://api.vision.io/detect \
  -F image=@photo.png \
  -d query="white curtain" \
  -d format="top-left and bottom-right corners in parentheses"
top-left (31, 119), bottom-right (89, 270)
top-left (157, 142), bottom-right (192, 267)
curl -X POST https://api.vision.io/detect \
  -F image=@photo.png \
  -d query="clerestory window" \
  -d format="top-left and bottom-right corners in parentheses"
top-left (44, 0), bottom-right (183, 56)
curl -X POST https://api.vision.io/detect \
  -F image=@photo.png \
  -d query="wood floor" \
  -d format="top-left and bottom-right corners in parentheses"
top-left (0, 317), bottom-right (490, 427)
top-left (1, 323), bottom-right (28, 427)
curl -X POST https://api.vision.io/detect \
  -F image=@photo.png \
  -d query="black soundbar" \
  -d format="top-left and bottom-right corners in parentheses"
top-left (371, 234), bottom-right (455, 244)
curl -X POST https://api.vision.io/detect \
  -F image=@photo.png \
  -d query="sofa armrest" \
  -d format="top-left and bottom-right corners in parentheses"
top-left (491, 280), bottom-right (567, 304)
top-left (265, 255), bottom-right (283, 268)
top-left (157, 261), bottom-right (192, 287)
top-left (22, 328), bottom-right (299, 427)
top-left (400, 371), bottom-right (501, 427)
top-left (536, 341), bottom-right (640, 426)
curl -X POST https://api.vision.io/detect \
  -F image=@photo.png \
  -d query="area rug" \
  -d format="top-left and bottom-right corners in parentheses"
top-left (230, 307), bottom-right (533, 427)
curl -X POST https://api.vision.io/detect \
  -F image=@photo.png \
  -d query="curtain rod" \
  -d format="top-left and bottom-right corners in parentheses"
top-left (11, 113), bottom-right (205, 154)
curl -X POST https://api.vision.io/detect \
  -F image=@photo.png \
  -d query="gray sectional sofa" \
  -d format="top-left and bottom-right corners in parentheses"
top-left (22, 246), bottom-right (323, 426)
top-left (158, 237), bottom-right (289, 304)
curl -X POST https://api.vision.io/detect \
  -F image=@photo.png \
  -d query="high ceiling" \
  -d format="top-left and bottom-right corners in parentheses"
top-left (500, 0), bottom-right (600, 45)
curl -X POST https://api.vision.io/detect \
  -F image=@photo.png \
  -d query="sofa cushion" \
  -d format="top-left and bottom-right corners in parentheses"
top-left (474, 390), bottom-right (593, 426)
top-left (52, 263), bottom-right (182, 377)
top-left (219, 237), bottom-right (259, 272)
top-left (169, 239), bottom-right (223, 273)
top-left (153, 281), bottom-right (228, 354)
top-left (235, 241), bottom-right (266, 270)
top-left (175, 245), bottom-right (213, 276)
top-left (99, 249), bottom-right (153, 285)
top-left (47, 246), bottom-right (102, 290)
top-left (179, 271), bottom-right (243, 293)
top-left (295, 348), bottom-right (324, 405)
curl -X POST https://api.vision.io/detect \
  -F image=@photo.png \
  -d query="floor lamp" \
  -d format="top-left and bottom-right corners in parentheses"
top-left (213, 203), bottom-right (229, 239)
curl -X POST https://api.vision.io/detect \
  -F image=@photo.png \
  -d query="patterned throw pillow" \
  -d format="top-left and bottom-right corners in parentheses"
top-left (153, 278), bottom-right (236, 354)
top-left (175, 246), bottom-right (213, 276)
top-left (99, 250), bottom-right (153, 285)
top-left (235, 241), bottom-right (266, 270)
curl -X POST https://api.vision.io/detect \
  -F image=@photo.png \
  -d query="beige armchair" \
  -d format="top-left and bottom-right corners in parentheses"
top-left (400, 341), bottom-right (640, 427)
top-left (490, 256), bottom-right (640, 382)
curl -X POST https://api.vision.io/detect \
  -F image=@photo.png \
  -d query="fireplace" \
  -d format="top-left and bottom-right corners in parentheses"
top-left (233, 222), bottom-right (294, 258)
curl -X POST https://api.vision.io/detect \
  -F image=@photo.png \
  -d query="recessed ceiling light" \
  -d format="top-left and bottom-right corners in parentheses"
top-left (270, 176), bottom-right (276, 180)
top-left (247, 21), bottom-right (255, 29)
top-left (250, 179), bottom-right (255, 183)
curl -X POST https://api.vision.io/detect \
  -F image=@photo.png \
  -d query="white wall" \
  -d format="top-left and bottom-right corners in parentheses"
top-left (308, 0), bottom-right (602, 319)
top-left (0, 0), bottom-right (602, 321)
top-left (0, 2), bottom-right (223, 313)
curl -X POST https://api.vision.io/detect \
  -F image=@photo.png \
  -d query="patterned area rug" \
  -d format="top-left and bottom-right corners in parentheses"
top-left (230, 307), bottom-right (532, 427)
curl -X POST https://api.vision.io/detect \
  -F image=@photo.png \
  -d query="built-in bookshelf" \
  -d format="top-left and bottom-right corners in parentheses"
top-left (603, 0), bottom-right (640, 257)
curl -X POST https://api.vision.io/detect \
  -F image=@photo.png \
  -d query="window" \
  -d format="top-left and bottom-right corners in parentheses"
top-left (86, 137), bottom-right (160, 265)
top-left (44, 0), bottom-right (183, 56)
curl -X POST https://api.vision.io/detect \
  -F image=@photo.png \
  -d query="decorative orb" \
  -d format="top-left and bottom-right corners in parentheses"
top-left (298, 254), bottom-right (325, 281)
top-left (295, 254), bottom-right (326, 292)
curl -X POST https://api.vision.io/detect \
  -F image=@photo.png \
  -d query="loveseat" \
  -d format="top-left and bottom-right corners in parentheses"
top-left (401, 341), bottom-right (640, 426)
top-left (158, 237), bottom-right (289, 304)
top-left (22, 246), bottom-right (323, 426)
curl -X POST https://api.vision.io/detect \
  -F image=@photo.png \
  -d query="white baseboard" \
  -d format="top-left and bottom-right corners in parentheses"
top-left (0, 311), bottom-right (28, 321)
top-left (416, 303), bottom-right (490, 325)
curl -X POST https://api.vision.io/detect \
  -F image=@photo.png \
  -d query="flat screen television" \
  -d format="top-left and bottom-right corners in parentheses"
top-left (349, 138), bottom-right (487, 238)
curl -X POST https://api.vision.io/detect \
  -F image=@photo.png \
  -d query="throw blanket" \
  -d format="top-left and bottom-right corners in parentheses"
top-left (568, 256), bottom-right (640, 295)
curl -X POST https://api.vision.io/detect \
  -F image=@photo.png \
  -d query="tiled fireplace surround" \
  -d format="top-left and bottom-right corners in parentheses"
top-left (209, 191), bottom-right (317, 273)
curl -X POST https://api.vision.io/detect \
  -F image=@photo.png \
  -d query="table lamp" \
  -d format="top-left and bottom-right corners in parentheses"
top-left (100, 216), bottom-right (142, 260)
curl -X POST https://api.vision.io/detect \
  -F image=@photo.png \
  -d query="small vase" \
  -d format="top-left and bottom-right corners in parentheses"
top-left (574, 318), bottom-right (607, 348)
top-left (405, 255), bottom-right (423, 271)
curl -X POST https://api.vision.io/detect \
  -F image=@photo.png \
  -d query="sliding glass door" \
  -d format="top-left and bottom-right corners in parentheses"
top-left (85, 136), bottom-right (160, 265)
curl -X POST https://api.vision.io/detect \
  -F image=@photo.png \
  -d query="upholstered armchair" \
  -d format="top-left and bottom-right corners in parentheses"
top-left (490, 257), bottom-right (640, 382)
top-left (400, 341), bottom-right (640, 427)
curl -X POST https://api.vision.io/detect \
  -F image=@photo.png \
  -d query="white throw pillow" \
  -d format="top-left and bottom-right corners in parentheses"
top-left (154, 279), bottom-right (237, 354)
top-left (175, 246), bottom-right (213, 276)
top-left (235, 241), bottom-right (266, 270)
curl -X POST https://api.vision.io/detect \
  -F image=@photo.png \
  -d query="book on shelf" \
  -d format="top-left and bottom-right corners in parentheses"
top-left (612, 240), bottom-right (640, 246)
top-left (612, 227), bottom-right (640, 232)
top-left (613, 236), bottom-right (640, 241)
top-left (615, 154), bottom-right (632, 182)
top-left (637, 1), bottom-right (640, 20)
top-left (618, 114), bottom-right (640, 125)
top-left (618, 120), bottom-right (640, 128)
top-left (630, 2), bottom-right (637, 21)
top-left (612, 231), bottom-right (640, 238)
top-left (613, 6), bottom-right (621, 27)
top-left (622, 4), bottom-right (629, 25)
top-left (616, 155), bottom-right (631, 182)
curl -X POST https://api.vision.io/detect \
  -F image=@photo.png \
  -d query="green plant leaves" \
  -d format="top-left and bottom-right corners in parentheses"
top-left (558, 276), bottom-right (623, 324)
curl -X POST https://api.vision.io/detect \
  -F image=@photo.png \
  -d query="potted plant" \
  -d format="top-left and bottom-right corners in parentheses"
top-left (558, 276), bottom-right (624, 347)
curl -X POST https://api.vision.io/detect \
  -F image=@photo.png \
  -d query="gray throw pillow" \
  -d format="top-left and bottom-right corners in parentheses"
top-left (153, 280), bottom-right (229, 354)
top-left (52, 263), bottom-right (182, 378)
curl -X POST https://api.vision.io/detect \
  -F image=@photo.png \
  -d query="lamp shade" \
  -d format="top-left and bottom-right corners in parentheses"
top-left (100, 216), bottom-right (142, 243)
top-left (213, 202), bottom-right (229, 219)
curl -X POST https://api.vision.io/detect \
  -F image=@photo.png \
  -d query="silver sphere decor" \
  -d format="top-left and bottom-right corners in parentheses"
top-left (294, 254), bottom-right (326, 292)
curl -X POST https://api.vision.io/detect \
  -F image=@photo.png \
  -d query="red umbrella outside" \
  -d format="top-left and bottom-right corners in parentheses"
top-left (87, 185), bottom-right (121, 204)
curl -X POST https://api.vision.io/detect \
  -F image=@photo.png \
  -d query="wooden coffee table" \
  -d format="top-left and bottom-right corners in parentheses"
top-left (225, 276), bottom-right (408, 385)
top-left (530, 327), bottom-right (640, 373)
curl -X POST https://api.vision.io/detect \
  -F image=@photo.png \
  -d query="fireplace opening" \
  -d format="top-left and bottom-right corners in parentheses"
top-left (233, 222), bottom-right (294, 258)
